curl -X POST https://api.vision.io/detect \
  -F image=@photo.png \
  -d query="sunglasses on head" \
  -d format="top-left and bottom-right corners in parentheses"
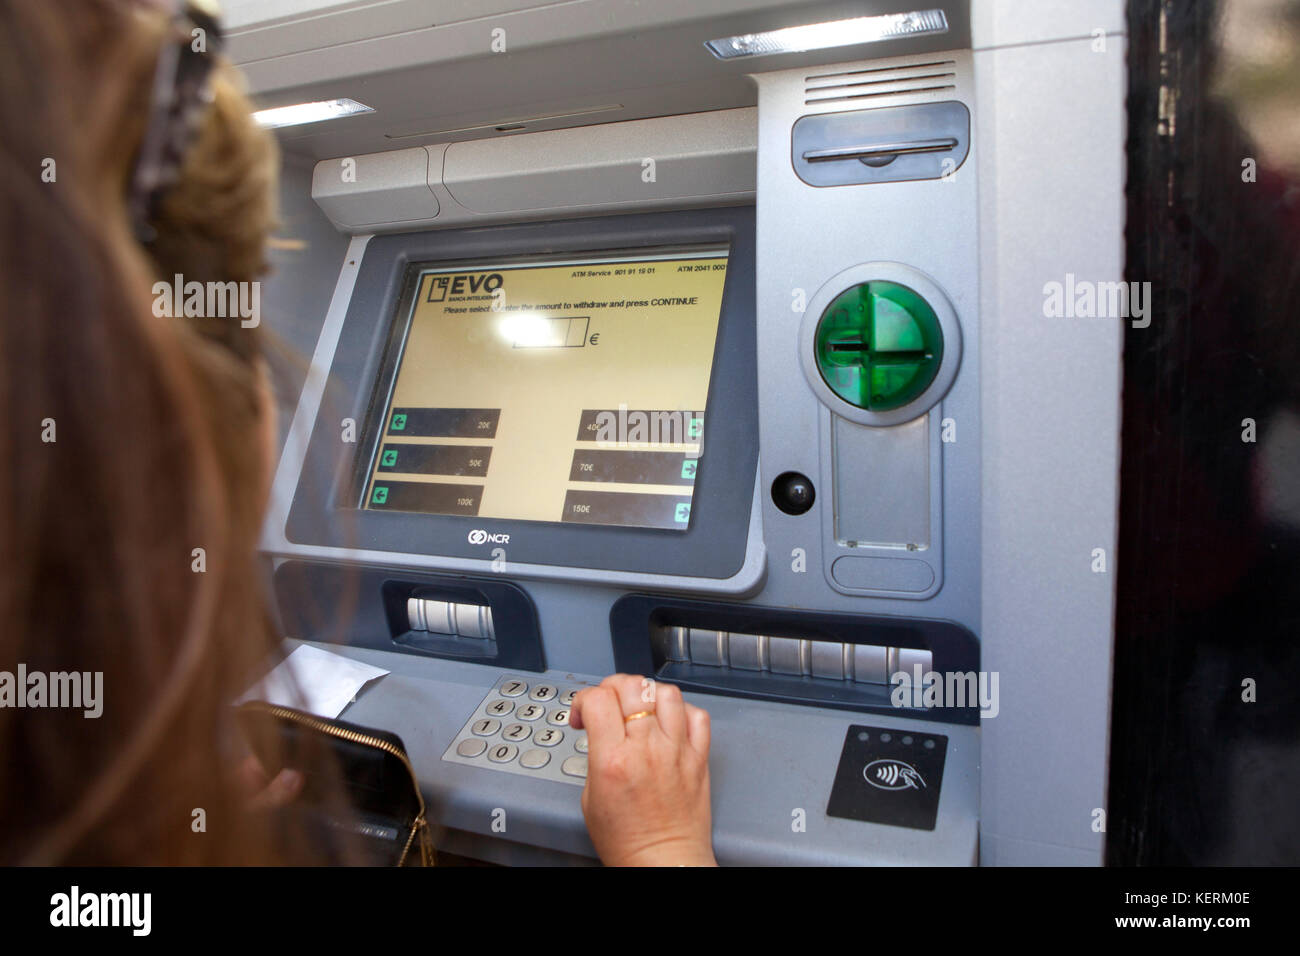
top-left (127, 0), bottom-right (225, 243)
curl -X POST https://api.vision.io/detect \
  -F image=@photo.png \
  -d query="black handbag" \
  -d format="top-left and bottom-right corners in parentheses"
top-left (236, 701), bottom-right (434, 866)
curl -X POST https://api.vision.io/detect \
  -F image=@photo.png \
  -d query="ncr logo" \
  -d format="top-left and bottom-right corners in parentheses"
top-left (468, 529), bottom-right (510, 545)
top-left (428, 273), bottom-right (504, 302)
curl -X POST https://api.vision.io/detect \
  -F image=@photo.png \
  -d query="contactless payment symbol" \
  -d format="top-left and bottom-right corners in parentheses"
top-left (827, 725), bottom-right (946, 831)
top-left (371, 486), bottom-right (389, 505)
top-left (390, 413), bottom-right (407, 432)
top-left (864, 758), bottom-right (926, 791)
top-left (381, 449), bottom-right (398, 467)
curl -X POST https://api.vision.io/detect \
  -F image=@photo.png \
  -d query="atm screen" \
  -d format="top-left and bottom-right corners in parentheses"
top-left (362, 245), bottom-right (729, 531)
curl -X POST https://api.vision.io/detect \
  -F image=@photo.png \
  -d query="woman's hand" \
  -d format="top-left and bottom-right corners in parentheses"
top-left (569, 674), bottom-right (716, 866)
top-left (234, 754), bottom-right (304, 812)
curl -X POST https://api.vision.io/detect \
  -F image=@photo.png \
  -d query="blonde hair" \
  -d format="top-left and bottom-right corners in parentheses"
top-left (0, 0), bottom-right (348, 864)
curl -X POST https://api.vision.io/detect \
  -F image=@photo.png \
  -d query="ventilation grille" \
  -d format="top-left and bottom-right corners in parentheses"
top-left (805, 59), bottom-right (957, 106)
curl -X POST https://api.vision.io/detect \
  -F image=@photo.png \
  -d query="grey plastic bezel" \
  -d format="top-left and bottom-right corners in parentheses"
top-left (261, 212), bottom-right (770, 597)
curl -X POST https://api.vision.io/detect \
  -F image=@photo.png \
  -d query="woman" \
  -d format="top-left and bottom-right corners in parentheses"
top-left (0, 0), bottom-right (714, 866)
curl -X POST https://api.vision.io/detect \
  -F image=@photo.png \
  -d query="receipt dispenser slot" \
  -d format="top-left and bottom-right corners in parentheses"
top-left (792, 101), bottom-right (970, 187)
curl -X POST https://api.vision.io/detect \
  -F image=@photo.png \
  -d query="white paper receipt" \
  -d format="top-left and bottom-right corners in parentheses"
top-left (240, 644), bottom-right (390, 719)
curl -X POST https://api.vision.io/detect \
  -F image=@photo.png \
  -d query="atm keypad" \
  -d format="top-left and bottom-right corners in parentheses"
top-left (441, 676), bottom-right (594, 786)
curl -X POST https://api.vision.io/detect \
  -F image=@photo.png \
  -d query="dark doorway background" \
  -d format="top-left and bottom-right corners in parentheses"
top-left (1111, 0), bottom-right (1300, 864)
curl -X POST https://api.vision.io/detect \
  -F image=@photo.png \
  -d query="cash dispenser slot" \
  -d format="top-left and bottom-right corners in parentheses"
top-left (610, 594), bottom-right (979, 724)
top-left (665, 627), bottom-right (934, 682)
top-left (272, 560), bottom-right (545, 671)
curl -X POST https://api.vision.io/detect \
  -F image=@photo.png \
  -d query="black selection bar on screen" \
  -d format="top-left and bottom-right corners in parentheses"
top-left (386, 408), bottom-right (501, 439)
top-left (568, 448), bottom-right (698, 485)
top-left (377, 443), bottom-right (493, 477)
top-left (561, 489), bottom-right (694, 529)
top-left (368, 480), bottom-right (483, 515)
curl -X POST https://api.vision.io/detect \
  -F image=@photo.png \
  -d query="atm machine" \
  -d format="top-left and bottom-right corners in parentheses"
top-left (238, 0), bottom-right (1125, 865)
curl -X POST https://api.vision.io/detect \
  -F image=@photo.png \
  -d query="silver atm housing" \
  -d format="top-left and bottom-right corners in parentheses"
top-left (247, 0), bottom-right (1124, 866)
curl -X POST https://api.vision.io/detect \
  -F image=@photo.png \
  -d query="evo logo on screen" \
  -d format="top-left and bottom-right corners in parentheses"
top-left (428, 273), bottom-right (504, 302)
top-left (468, 529), bottom-right (510, 545)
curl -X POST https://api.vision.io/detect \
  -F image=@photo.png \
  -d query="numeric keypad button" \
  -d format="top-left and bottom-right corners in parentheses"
top-left (561, 756), bottom-right (588, 778)
top-left (535, 728), bottom-right (564, 748)
top-left (456, 739), bottom-right (487, 758)
top-left (520, 750), bottom-right (550, 770)
top-left (502, 723), bottom-right (531, 742)
top-left (517, 703), bottom-right (545, 721)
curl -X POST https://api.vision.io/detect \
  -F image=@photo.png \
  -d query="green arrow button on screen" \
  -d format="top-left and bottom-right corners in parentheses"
top-left (813, 281), bottom-right (944, 412)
